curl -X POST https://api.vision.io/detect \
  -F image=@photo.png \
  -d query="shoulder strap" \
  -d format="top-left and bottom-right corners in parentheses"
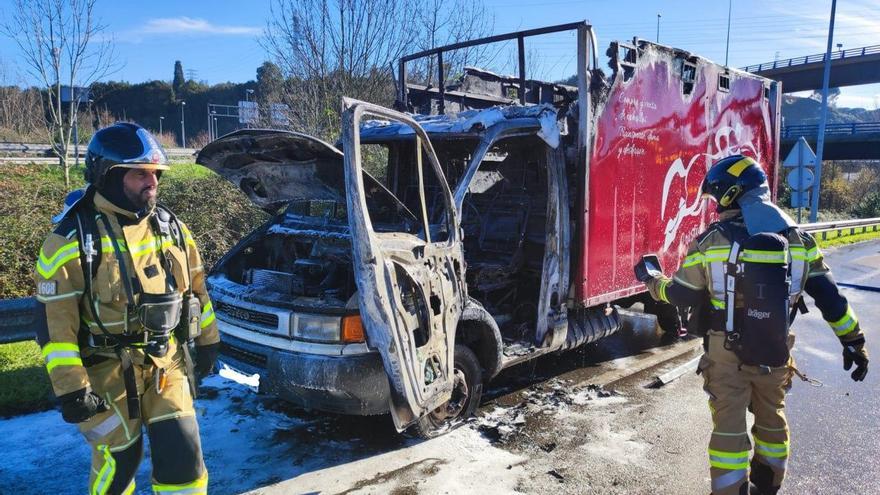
top-left (157, 204), bottom-right (194, 296)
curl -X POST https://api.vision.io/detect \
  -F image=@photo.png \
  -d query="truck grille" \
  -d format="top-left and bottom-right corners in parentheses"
top-left (221, 341), bottom-right (268, 368)
top-left (215, 301), bottom-right (279, 328)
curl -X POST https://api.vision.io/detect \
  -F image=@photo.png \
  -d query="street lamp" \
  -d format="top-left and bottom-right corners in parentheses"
top-left (656, 13), bottom-right (661, 43)
top-left (836, 42), bottom-right (843, 52)
top-left (179, 101), bottom-right (186, 148)
top-left (159, 116), bottom-right (164, 135)
top-left (245, 88), bottom-right (254, 102)
top-left (210, 109), bottom-right (217, 141)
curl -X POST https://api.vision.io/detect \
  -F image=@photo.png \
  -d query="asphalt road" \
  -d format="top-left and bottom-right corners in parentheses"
top-left (2, 240), bottom-right (877, 494)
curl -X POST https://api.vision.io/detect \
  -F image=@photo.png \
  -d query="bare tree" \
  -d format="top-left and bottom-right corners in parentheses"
top-left (408, 0), bottom-right (494, 87)
top-left (261, 0), bottom-right (492, 139)
top-left (0, 60), bottom-right (44, 141)
top-left (1, 0), bottom-right (115, 188)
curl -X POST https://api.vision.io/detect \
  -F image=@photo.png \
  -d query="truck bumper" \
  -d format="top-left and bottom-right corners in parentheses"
top-left (219, 332), bottom-right (391, 416)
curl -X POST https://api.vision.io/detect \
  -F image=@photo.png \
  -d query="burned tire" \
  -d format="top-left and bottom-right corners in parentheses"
top-left (411, 344), bottom-right (483, 439)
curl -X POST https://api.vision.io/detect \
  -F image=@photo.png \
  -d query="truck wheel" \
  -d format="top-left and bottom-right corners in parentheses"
top-left (411, 344), bottom-right (483, 439)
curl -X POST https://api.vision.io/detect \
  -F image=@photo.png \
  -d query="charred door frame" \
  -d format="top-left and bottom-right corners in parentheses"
top-left (341, 98), bottom-right (466, 431)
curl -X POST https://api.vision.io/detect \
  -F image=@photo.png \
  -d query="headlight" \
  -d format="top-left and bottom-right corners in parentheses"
top-left (291, 313), bottom-right (341, 342)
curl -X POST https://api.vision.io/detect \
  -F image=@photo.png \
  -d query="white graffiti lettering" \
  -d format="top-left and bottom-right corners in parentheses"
top-left (660, 123), bottom-right (763, 251)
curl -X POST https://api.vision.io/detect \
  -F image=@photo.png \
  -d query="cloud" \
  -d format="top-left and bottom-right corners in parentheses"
top-left (139, 17), bottom-right (260, 36)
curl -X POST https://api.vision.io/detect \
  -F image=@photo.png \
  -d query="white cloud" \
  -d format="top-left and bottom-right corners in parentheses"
top-left (139, 17), bottom-right (260, 36)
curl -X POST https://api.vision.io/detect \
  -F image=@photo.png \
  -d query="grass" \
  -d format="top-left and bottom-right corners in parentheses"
top-left (0, 341), bottom-right (53, 417)
top-left (816, 228), bottom-right (880, 249)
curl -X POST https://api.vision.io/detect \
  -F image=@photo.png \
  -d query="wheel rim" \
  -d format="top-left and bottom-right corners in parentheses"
top-left (429, 368), bottom-right (469, 422)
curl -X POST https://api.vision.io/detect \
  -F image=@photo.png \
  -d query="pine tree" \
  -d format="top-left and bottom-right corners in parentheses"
top-left (173, 60), bottom-right (185, 95)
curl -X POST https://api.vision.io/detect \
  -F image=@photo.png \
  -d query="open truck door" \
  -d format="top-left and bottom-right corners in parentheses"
top-left (341, 98), bottom-right (466, 431)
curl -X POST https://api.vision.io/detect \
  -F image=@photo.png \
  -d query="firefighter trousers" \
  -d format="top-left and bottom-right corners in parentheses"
top-left (76, 351), bottom-right (207, 495)
top-left (698, 333), bottom-right (793, 495)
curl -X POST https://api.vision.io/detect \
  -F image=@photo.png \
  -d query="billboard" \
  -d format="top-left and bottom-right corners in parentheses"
top-left (238, 101), bottom-right (259, 124)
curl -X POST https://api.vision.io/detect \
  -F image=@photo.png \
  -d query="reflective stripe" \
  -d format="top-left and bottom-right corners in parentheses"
top-left (92, 445), bottom-right (116, 495)
top-left (708, 448), bottom-right (750, 470)
top-left (710, 298), bottom-right (726, 310)
top-left (122, 481), bottom-right (136, 495)
top-left (181, 226), bottom-right (197, 247)
top-left (682, 253), bottom-right (703, 268)
top-left (83, 413), bottom-right (123, 442)
top-left (36, 290), bottom-right (82, 302)
top-left (712, 468), bottom-right (748, 491)
top-left (754, 437), bottom-right (789, 458)
top-left (829, 306), bottom-right (858, 336)
top-left (153, 474), bottom-right (208, 494)
top-left (200, 301), bottom-right (215, 329)
top-left (709, 260), bottom-right (725, 303)
top-left (128, 235), bottom-right (175, 259)
top-left (100, 236), bottom-right (128, 252)
top-left (727, 157), bottom-right (756, 177)
top-left (704, 247), bottom-right (731, 263)
top-left (36, 241), bottom-right (80, 279)
top-left (41, 343), bottom-right (83, 373)
top-left (658, 280), bottom-right (670, 303)
top-left (741, 249), bottom-right (787, 264)
top-left (672, 274), bottom-right (701, 291)
top-left (759, 455), bottom-right (787, 470)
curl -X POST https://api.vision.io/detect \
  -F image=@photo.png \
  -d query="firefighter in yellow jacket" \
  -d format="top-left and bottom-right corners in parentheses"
top-left (636, 155), bottom-right (868, 495)
top-left (34, 122), bottom-right (220, 495)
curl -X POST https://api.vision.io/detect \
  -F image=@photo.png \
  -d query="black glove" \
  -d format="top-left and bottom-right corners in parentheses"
top-left (58, 387), bottom-right (109, 424)
top-left (842, 337), bottom-right (868, 382)
top-left (194, 343), bottom-right (220, 379)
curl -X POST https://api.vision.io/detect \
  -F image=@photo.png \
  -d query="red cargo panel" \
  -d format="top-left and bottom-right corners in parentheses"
top-left (578, 46), bottom-right (777, 306)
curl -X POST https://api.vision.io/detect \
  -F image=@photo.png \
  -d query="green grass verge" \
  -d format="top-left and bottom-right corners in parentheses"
top-left (0, 341), bottom-right (53, 417)
top-left (816, 228), bottom-right (880, 249)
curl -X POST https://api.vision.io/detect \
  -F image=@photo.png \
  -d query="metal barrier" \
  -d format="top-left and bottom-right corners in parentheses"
top-left (799, 217), bottom-right (880, 241)
top-left (2, 217), bottom-right (879, 345)
top-left (782, 122), bottom-right (880, 138)
top-left (742, 44), bottom-right (880, 73)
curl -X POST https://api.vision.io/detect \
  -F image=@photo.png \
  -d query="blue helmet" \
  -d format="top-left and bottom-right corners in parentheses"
top-left (701, 155), bottom-right (767, 210)
top-left (84, 122), bottom-right (169, 189)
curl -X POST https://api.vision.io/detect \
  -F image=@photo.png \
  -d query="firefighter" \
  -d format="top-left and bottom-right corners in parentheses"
top-left (34, 122), bottom-right (220, 494)
top-left (635, 155), bottom-right (868, 495)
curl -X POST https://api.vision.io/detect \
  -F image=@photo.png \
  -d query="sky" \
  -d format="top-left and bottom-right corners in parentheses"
top-left (0, 0), bottom-right (878, 108)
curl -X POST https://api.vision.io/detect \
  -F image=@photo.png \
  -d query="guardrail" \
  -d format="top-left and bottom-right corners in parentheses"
top-left (742, 44), bottom-right (880, 73)
top-left (0, 142), bottom-right (196, 157)
top-left (799, 217), bottom-right (880, 241)
top-left (782, 122), bottom-right (880, 138)
top-left (2, 217), bottom-right (879, 345)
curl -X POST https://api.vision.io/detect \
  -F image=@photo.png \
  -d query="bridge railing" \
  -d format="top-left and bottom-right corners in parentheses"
top-left (782, 122), bottom-right (880, 138)
top-left (742, 44), bottom-right (880, 73)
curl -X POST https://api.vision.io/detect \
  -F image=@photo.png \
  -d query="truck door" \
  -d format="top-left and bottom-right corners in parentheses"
top-left (341, 99), bottom-right (466, 431)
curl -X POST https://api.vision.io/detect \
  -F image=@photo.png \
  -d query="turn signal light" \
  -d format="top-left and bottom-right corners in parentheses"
top-left (341, 315), bottom-right (365, 343)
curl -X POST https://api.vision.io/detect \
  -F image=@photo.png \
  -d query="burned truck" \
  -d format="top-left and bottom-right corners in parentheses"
top-left (196, 22), bottom-right (780, 437)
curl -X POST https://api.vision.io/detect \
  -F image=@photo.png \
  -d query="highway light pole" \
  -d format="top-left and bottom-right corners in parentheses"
top-left (159, 116), bottom-right (164, 135)
top-left (724, 0), bottom-right (732, 66)
top-left (656, 13), bottom-right (661, 43)
top-left (810, 0), bottom-right (836, 223)
top-left (180, 100), bottom-right (187, 148)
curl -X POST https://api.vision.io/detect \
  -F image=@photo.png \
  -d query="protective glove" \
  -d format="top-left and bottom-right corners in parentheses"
top-left (194, 342), bottom-right (220, 379)
top-left (58, 387), bottom-right (109, 424)
top-left (842, 337), bottom-right (868, 382)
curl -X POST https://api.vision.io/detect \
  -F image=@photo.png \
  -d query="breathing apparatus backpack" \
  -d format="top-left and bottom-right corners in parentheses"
top-left (718, 222), bottom-right (793, 368)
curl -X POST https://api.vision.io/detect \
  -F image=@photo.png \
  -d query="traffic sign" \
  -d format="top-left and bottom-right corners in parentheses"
top-left (782, 137), bottom-right (817, 168)
top-left (791, 190), bottom-right (810, 208)
top-left (786, 167), bottom-right (815, 191)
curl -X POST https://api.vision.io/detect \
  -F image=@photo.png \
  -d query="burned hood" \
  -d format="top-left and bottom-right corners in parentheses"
top-left (196, 129), bottom-right (345, 211)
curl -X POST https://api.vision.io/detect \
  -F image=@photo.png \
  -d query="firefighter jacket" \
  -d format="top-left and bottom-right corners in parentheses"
top-left (646, 210), bottom-right (865, 345)
top-left (34, 191), bottom-right (220, 398)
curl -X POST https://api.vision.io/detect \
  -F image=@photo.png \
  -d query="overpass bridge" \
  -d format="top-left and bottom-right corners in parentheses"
top-left (780, 122), bottom-right (880, 160)
top-left (743, 45), bottom-right (880, 93)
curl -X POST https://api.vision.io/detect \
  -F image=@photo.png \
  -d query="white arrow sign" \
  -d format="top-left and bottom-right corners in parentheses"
top-left (783, 136), bottom-right (817, 168)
